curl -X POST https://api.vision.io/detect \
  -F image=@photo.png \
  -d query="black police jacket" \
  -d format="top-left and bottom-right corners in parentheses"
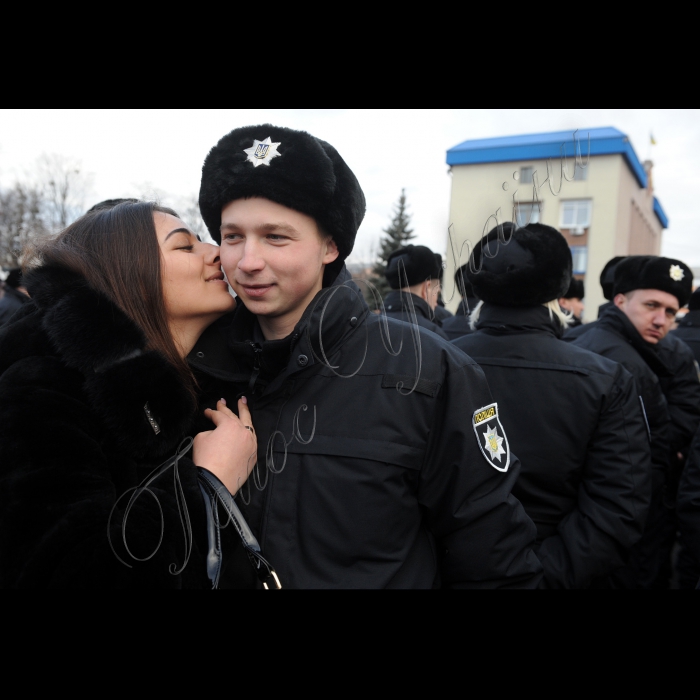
top-left (189, 268), bottom-right (543, 588)
top-left (673, 311), bottom-right (700, 368)
top-left (383, 290), bottom-right (449, 340)
top-left (677, 424), bottom-right (700, 576)
top-left (453, 304), bottom-right (651, 588)
top-left (566, 308), bottom-right (700, 466)
top-left (571, 305), bottom-right (671, 587)
top-left (442, 299), bottom-right (477, 341)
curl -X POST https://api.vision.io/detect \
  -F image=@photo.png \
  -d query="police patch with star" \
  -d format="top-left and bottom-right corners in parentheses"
top-left (472, 402), bottom-right (510, 472)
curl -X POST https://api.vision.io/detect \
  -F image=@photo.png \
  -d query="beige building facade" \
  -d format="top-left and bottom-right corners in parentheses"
top-left (444, 128), bottom-right (667, 321)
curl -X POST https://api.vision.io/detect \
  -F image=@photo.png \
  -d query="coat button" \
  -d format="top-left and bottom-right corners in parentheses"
top-left (196, 351), bottom-right (205, 359)
top-left (297, 354), bottom-right (309, 366)
top-left (350, 316), bottom-right (358, 326)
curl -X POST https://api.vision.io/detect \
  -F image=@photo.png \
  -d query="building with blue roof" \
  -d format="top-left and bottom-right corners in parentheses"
top-left (444, 127), bottom-right (667, 321)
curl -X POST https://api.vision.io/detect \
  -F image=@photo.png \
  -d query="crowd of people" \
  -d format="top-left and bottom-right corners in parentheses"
top-left (1, 123), bottom-right (698, 589)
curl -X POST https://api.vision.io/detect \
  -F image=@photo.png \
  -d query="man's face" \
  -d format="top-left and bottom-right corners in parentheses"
top-left (219, 197), bottom-right (338, 330)
top-left (614, 288), bottom-right (679, 344)
top-left (559, 296), bottom-right (584, 319)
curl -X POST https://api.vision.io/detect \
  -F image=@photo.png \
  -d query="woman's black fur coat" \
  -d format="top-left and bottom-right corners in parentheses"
top-left (0, 266), bottom-right (254, 588)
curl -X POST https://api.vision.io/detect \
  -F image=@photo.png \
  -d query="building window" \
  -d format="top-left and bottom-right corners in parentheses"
top-left (520, 166), bottom-right (533, 184)
top-left (515, 202), bottom-right (541, 227)
top-left (560, 199), bottom-right (592, 233)
top-left (573, 162), bottom-right (587, 181)
top-left (570, 246), bottom-right (587, 275)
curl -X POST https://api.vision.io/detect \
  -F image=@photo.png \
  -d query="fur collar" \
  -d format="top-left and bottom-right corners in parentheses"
top-left (23, 266), bottom-right (196, 461)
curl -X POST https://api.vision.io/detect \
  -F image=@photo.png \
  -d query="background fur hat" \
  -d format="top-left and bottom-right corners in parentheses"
top-left (613, 256), bottom-right (693, 307)
top-left (385, 245), bottom-right (441, 289)
top-left (689, 288), bottom-right (700, 311)
top-left (466, 222), bottom-right (572, 307)
top-left (563, 278), bottom-right (584, 300)
top-left (600, 256), bottom-right (626, 300)
top-left (454, 263), bottom-right (477, 299)
top-left (199, 124), bottom-right (366, 282)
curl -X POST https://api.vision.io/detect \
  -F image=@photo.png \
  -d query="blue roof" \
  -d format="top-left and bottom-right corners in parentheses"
top-left (446, 127), bottom-right (669, 229)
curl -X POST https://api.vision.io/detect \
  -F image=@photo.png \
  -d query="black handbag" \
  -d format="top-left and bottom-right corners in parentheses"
top-left (198, 468), bottom-right (281, 589)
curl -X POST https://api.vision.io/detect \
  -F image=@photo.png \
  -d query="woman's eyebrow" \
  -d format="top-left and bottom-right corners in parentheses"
top-left (164, 228), bottom-right (193, 241)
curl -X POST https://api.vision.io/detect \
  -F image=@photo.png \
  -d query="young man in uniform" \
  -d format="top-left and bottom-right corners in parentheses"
top-left (572, 255), bottom-right (694, 587)
top-left (189, 124), bottom-right (542, 588)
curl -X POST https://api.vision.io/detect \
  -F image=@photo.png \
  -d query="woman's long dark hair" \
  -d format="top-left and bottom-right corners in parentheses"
top-left (24, 201), bottom-right (197, 398)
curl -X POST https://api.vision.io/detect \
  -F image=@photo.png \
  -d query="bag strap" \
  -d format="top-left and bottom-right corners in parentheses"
top-left (197, 469), bottom-right (282, 589)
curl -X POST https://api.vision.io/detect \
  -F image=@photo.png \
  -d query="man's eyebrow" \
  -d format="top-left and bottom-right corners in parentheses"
top-left (219, 222), bottom-right (298, 234)
top-left (165, 228), bottom-right (193, 241)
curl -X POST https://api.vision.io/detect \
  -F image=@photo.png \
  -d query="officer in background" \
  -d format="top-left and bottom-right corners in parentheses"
top-left (453, 223), bottom-right (651, 588)
top-left (673, 288), bottom-right (700, 368)
top-left (559, 278), bottom-right (584, 327)
top-left (571, 255), bottom-right (694, 587)
top-left (441, 262), bottom-right (481, 341)
top-left (383, 245), bottom-right (448, 339)
top-left (563, 256), bottom-right (624, 341)
top-left (565, 256), bottom-right (700, 523)
top-left (0, 269), bottom-right (30, 327)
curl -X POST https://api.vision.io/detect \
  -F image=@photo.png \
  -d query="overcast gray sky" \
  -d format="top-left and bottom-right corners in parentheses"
top-left (1, 109), bottom-right (697, 265)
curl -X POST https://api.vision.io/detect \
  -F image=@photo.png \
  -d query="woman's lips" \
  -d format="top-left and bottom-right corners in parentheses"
top-left (241, 284), bottom-right (273, 298)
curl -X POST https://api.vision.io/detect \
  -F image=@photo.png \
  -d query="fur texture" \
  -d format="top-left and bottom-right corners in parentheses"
top-left (466, 223), bottom-right (572, 307)
top-left (613, 256), bottom-right (693, 307)
top-left (563, 278), bottom-right (584, 300)
top-left (385, 245), bottom-right (441, 289)
top-left (199, 124), bottom-right (366, 282)
top-left (599, 256), bottom-right (626, 300)
top-left (23, 265), bottom-right (195, 461)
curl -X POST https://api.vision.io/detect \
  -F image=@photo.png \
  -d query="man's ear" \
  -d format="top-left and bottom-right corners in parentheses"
top-left (323, 237), bottom-right (339, 265)
top-left (613, 293), bottom-right (626, 309)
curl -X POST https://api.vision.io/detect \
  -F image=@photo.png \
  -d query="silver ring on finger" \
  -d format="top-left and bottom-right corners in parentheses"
top-left (244, 425), bottom-right (255, 433)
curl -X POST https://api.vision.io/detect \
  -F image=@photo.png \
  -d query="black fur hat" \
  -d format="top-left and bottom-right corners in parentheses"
top-left (385, 245), bottom-right (441, 289)
top-left (434, 253), bottom-right (444, 282)
top-left (600, 256), bottom-right (626, 300)
top-left (613, 256), bottom-right (693, 307)
top-left (689, 288), bottom-right (700, 311)
top-left (199, 124), bottom-right (366, 281)
top-left (466, 222), bottom-right (572, 307)
top-left (454, 263), bottom-right (477, 299)
top-left (563, 278), bottom-right (584, 300)
top-left (5, 268), bottom-right (22, 289)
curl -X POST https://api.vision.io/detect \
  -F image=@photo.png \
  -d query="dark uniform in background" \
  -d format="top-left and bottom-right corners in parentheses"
top-left (559, 277), bottom-right (584, 327)
top-left (441, 263), bottom-right (480, 341)
top-left (677, 424), bottom-right (700, 587)
top-left (383, 245), bottom-right (449, 340)
top-left (432, 253), bottom-right (453, 324)
top-left (192, 123), bottom-right (543, 588)
top-left (453, 223), bottom-right (651, 588)
top-left (571, 256), bottom-right (695, 587)
top-left (0, 269), bottom-right (29, 328)
top-left (563, 256), bottom-right (624, 341)
top-left (673, 288), bottom-right (700, 368)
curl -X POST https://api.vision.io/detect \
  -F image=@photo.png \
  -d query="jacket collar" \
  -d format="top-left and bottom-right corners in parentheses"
top-left (383, 290), bottom-right (434, 322)
top-left (21, 265), bottom-right (195, 461)
top-left (190, 265), bottom-right (369, 394)
top-left (597, 304), bottom-right (671, 376)
top-left (475, 303), bottom-right (563, 337)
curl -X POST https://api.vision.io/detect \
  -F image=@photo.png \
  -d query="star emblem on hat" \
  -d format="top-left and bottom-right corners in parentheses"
top-left (243, 137), bottom-right (281, 168)
top-left (483, 424), bottom-right (506, 462)
top-left (670, 264), bottom-right (685, 282)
